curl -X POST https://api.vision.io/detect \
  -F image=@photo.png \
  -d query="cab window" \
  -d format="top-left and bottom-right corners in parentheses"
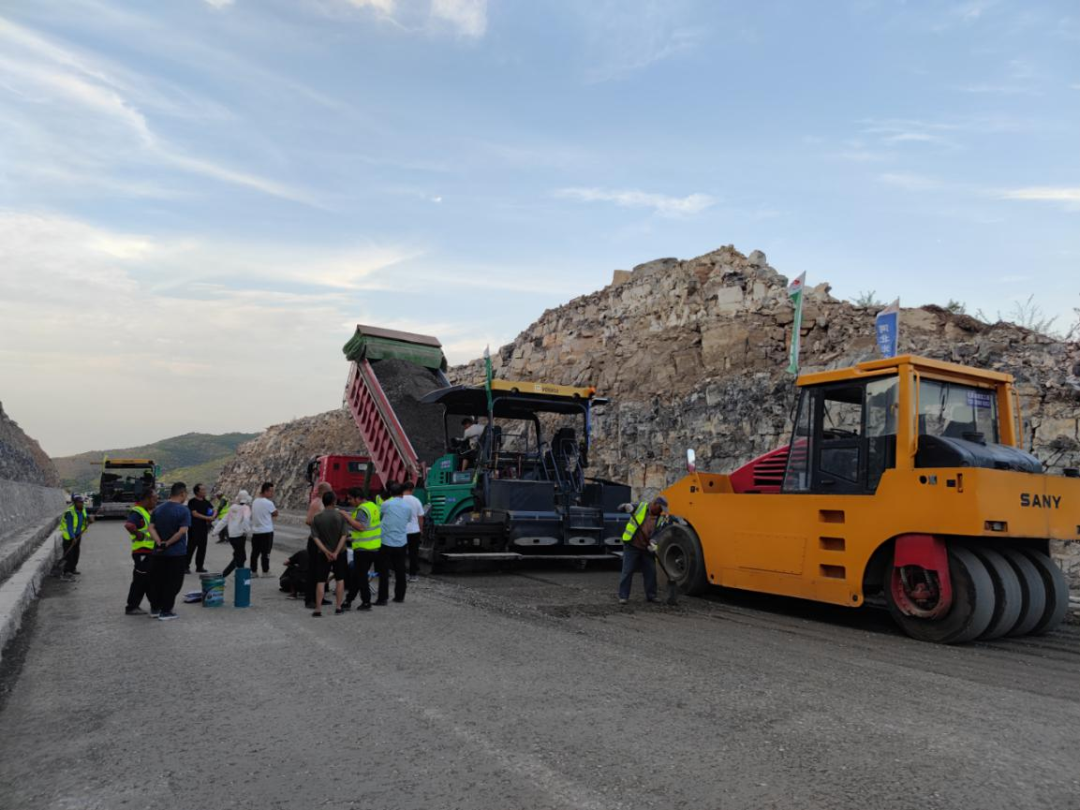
top-left (918, 379), bottom-right (999, 443)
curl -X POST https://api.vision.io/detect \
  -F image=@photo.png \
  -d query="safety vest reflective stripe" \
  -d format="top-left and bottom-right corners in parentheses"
top-left (130, 505), bottom-right (154, 552)
top-left (60, 506), bottom-right (87, 541)
top-left (350, 502), bottom-right (382, 550)
top-left (621, 502), bottom-right (649, 543)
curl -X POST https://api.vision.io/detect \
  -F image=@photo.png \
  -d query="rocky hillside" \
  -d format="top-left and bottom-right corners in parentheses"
top-left (0, 402), bottom-right (59, 486)
top-left (214, 409), bottom-right (362, 509)
top-left (456, 246), bottom-right (1079, 490)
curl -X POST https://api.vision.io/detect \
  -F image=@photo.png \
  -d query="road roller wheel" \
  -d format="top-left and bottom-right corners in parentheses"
top-left (1021, 549), bottom-right (1069, 636)
top-left (655, 523), bottom-right (709, 596)
top-left (1000, 548), bottom-right (1046, 638)
top-left (886, 545), bottom-right (995, 644)
top-left (968, 547), bottom-right (1023, 640)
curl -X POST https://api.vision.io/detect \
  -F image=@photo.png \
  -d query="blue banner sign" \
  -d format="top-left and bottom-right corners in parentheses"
top-left (875, 300), bottom-right (899, 358)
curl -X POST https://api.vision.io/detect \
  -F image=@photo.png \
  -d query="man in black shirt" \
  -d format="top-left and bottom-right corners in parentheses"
top-left (186, 483), bottom-right (216, 574)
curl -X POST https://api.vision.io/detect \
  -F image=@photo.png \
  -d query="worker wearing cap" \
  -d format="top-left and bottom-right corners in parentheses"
top-left (124, 487), bottom-right (159, 615)
top-left (59, 495), bottom-right (93, 580)
top-left (341, 488), bottom-right (388, 609)
top-left (617, 496), bottom-right (669, 605)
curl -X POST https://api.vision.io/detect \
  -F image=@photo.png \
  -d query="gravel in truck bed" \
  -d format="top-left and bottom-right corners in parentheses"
top-left (371, 358), bottom-right (453, 473)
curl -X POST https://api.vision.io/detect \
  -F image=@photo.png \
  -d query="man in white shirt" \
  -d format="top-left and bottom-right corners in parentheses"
top-left (249, 481), bottom-right (279, 577)
top-left (402, 481), bottom-right (425, 581)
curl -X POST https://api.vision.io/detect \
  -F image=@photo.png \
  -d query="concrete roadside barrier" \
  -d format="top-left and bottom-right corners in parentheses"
top-left (0, 530), bottom-right (60, 664)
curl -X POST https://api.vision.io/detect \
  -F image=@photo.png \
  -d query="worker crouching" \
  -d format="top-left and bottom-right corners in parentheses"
top-left (618, 496), bottom-right (669, 605)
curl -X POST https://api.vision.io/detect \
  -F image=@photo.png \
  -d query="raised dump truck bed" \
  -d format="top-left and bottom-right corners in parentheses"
top-left (343, 325), bottom-right (449, 487)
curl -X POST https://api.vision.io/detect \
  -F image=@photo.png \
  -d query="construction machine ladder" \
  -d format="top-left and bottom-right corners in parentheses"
top-left (342, 325), bottom-right (449, 487)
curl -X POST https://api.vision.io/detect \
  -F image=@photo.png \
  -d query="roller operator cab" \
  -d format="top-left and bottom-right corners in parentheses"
top-left (418, 380), bottom-right (631, 569)
top-left (659, 355), bottom-right (1078, 643)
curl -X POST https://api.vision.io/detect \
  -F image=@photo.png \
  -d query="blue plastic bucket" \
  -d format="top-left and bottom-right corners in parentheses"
top-left (200, 574), bottom-right (225, 607)
top-left (234, 567), bottom-right (251, 608)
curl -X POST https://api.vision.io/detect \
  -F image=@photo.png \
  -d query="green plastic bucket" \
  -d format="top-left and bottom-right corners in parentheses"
top-left (200, 573), bottom-right (225, 607)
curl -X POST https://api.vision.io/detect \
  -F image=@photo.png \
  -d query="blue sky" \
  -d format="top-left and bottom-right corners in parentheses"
top-left (1, 0), bottom-right (1077, 456)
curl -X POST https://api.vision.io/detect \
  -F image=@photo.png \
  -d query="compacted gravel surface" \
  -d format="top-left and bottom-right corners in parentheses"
top-left (1, 522), bottom-right (1078, 810)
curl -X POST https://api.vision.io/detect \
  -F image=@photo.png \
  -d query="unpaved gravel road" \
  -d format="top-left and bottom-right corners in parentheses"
top-left (1, 521), bottom-right (1077, 810)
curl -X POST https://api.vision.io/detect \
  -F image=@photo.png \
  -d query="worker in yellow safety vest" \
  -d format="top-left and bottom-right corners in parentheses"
top-left (123, 487), bottom-right (159, 615)
top-left (212, 493), bottom-right (230, 543)
top-left (618, 496), bottom-right (669, 605)
top-left (341, 487), bottom-right (389, 609)
top-left (58, 494), bottom-right (93, 581)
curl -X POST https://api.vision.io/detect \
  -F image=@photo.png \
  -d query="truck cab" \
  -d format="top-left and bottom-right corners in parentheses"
top-left (307, 454), bottom-right (384, 504)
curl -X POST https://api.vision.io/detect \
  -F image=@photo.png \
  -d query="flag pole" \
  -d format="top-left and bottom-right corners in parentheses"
top-left (787, 272), bottom-right (807, 375)
top-left (484, 346), bottom-right (494, 417)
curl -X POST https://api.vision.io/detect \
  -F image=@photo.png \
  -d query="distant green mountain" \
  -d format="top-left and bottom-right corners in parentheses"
top-left (53, 432), bottom-right (260, 492)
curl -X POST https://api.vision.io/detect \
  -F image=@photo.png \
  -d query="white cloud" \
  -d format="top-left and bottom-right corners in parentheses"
top-left (330, 0), bottom-right (487, 37)
top-left (878, 172), bottom-right (943, 191)
top-left (204, 0), bottom-right (235, 8)
top-left (578, 1), bottom-right (703, 83)
top-left (0, 17), bottom-right (318, 206)
top-left (556, 187), bottom-right (715, 217)
top-left (345, 0), bottom-right (396, 12)
top-left (0, 211), bottom-right (425, 454)
top-left (998, 187), bottom-right (1080, 204)
top-left (430, 0), bottom-right (487, 38)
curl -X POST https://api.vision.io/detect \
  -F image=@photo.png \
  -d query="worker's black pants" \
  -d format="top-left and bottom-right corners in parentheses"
top-left (127, 552), bottom-right (156, 611)
top-left (61, 538), bottom-right (81, 574)
top-left (407, 532), bottom-right (422, 576)
top-left (151, 555), bottom-right (186, 613)
top-left (305, 537), bottom-right (322, 608)
top-left (185, 532), bottom-right (208, 571)
top-left (618, 545), bottom-right (657, 601)
top-left (381, 545), bottom-right (408, 601)
top-left (222, 534), bottom-right (247, 578)
top-left (347, 548), bottom-right (386, 605)
top-left (250, 532), bottom-right (273, 573)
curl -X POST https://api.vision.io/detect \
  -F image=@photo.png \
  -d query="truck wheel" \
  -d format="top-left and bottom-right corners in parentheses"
top-left (886, 545), bottom-right (994, 644)
top-left (655, 524), bottom-right (709, 596)
top-left (1000, 548), bottom-right (1046, 637)
top-left (1021, 549), bottom-right (1069, 636)
top-left (968, 547), bottom-right (1023, 640)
